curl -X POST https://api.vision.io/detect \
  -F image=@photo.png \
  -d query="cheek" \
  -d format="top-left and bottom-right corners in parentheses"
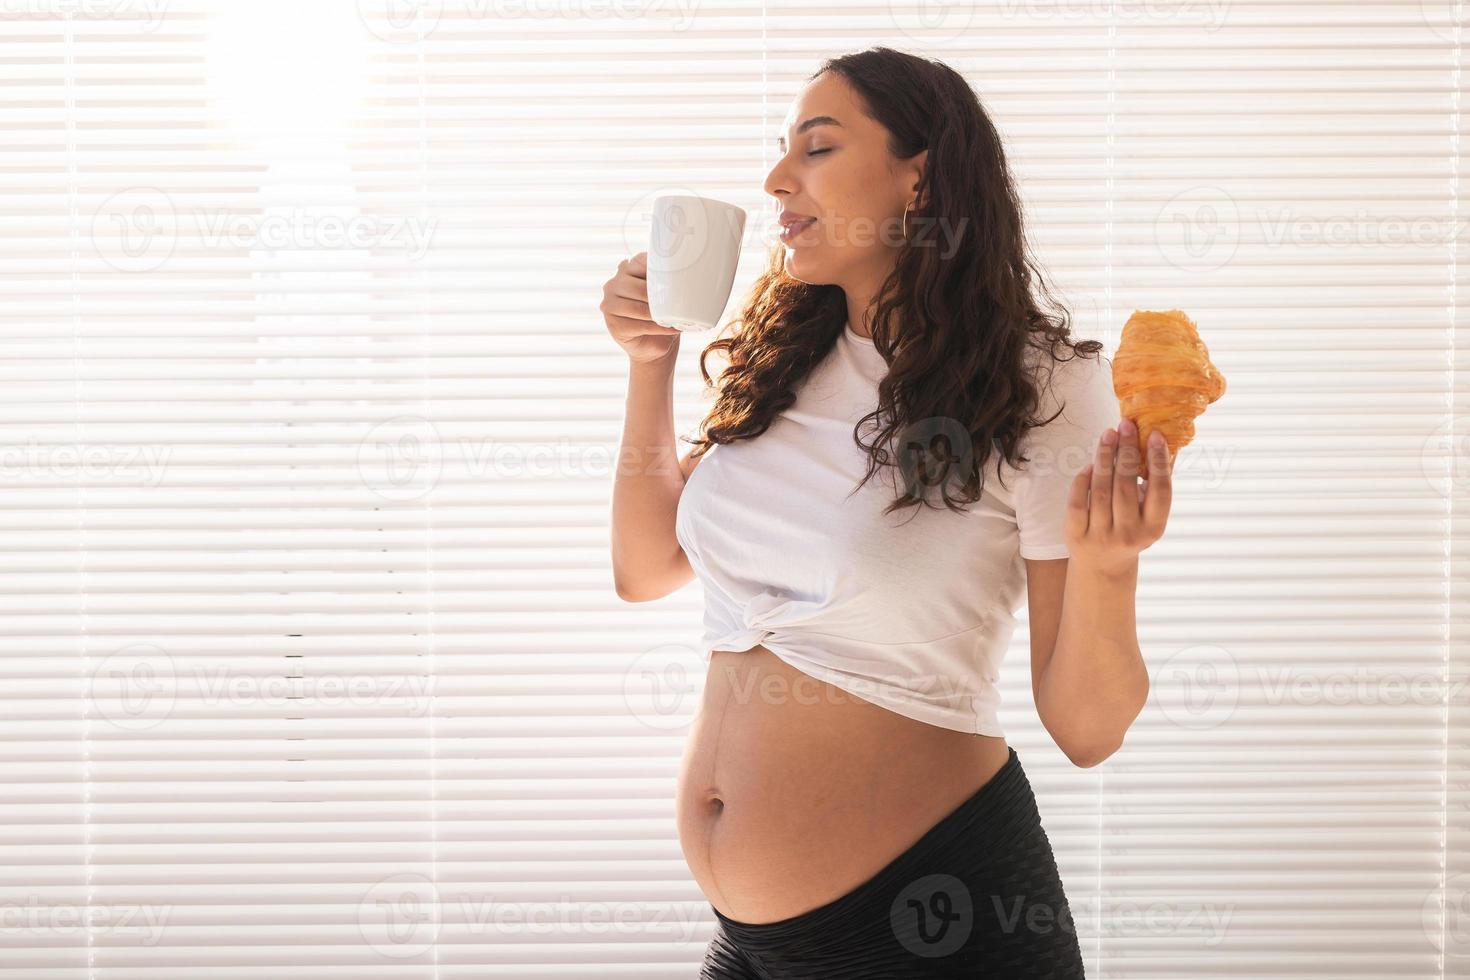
top-left (822, 175), bottom-right (900, 250)
top-left (784, 168), bottom-right (893, 263)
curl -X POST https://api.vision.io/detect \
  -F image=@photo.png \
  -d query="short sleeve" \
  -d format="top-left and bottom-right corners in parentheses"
top-left (1014, 352), bottom-right (1119, 560)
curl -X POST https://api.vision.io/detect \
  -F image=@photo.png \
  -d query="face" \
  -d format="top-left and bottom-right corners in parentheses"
top-left (763, 71), bottom-right (927, 286)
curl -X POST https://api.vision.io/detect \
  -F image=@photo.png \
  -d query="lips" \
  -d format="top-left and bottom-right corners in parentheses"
top-left (779, 216), bottom-right (816, 242)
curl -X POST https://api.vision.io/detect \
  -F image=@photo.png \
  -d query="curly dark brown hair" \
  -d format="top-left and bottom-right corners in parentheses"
top-left (681, 46), bottom-right (1104, 518)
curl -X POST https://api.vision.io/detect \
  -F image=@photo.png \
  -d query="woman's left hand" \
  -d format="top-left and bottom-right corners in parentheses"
top-left (1063, 416), bottom-right (1172, 576)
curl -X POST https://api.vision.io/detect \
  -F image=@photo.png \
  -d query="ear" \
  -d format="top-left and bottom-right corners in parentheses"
top-left (909, 149), bottom-right (929, 209)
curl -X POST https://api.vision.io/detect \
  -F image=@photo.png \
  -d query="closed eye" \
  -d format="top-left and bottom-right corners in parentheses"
top-left (806, 148), bottom-right (832, 157)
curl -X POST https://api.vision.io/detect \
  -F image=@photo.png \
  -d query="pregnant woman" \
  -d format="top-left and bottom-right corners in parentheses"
top-left (605, 47), bottom-right (1172, 978)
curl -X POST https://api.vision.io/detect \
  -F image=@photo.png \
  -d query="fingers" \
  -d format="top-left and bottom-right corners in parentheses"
top-left (602, 253), bottom-right (673, 336)
top-left (1065, 459), bottom-right (1092, 542)
top-left (600, 276), bottom-right (662, 329)
top-left (610, 262), bottom-right (649, 302)
top-left (602, 293), bottom-right (653, 322)
top-left (1090, 426), bottom-right (1116, 533)
top-left (1142, 428), bottom-right (1173, 531)
top-left (1078, 418), bottom-right (1175, 550)
top-left (606, 313), bottom-right (681, 336)
top-left (1113, 417), bottom-right (1142, 528)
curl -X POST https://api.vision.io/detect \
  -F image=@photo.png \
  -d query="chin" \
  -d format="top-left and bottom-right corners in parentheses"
top-left (783, 247), bottom-right (833, 285)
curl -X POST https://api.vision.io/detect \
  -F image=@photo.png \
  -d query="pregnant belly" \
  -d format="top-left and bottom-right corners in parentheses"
top-left (674, 644), bottom-right (1011, 926)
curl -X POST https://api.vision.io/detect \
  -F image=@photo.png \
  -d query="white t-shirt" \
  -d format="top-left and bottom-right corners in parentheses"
top-left (674, 320), bottom-right (1118, 736)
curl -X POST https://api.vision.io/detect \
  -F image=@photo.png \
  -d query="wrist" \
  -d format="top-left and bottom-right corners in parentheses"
top-left (1067, 555), bottom-right (1138, 588)
top-left (629, 350), bottom-right (678, 380)
top-left (630, 342), bottom-right (679, 368)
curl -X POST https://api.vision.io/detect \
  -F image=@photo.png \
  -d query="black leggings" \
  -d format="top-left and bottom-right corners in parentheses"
top-left (699, 745), bottom-right (1085, 979)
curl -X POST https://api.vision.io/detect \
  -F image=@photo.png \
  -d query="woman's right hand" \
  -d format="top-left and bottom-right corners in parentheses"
top-left (601, 251), bottom-right (684, 365)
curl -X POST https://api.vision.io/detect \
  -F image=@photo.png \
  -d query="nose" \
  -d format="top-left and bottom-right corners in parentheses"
top-left (763, 153), bottom-right (795, 202)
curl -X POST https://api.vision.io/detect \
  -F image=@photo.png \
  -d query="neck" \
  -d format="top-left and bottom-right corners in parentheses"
top-left (843, 257), bottom-right (902, 340)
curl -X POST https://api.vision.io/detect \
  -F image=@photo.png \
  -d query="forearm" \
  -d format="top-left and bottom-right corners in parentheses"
top-left (610, 352), bottom-right (684, 592)
top-left (1037, 561), bottom-right (1150, 765)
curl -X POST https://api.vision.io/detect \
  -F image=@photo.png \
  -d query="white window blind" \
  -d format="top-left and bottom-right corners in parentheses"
top-left (0, 1), bottom-right (1465, 977)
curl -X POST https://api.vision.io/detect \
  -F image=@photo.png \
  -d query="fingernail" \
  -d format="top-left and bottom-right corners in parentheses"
top-left (1120, 418), bottom-right (1135, 435)
top-left (1149, 430), bottom-right (1164, 449)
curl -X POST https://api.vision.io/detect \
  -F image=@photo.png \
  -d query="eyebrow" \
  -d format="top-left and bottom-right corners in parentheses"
top-left (776, 115), bottom-right (843, 152)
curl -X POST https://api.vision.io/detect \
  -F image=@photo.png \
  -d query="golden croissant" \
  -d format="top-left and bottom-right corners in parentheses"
top-left (1112, 309), bottom-right (1225, 481)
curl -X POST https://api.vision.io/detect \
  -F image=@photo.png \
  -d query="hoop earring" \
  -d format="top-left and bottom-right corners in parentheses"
top-left (902, 199), bottom-right (917, 240)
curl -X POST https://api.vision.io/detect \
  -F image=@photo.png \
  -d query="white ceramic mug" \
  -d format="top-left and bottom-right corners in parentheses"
top-left (647, 194), bottom-right (746, 332)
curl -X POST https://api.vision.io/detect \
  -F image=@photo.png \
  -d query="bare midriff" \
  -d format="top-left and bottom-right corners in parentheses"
top-left (674, 643), bottom-right (1012, 926)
